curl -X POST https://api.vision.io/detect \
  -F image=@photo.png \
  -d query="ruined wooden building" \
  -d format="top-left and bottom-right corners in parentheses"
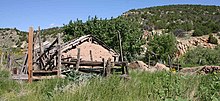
top-left (61, 34), bottom-right (120, 62)
top-left (13, 31), bottom-right (128, 80)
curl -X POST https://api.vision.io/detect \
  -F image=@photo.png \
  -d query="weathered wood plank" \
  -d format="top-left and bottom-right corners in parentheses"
top-left (36, 38), bottom-right (58, 61)
top-left (90, 50), bottom-right (93, 61)
top-left (102, 58), bottom-right (106, 76)
top-left (44, 51), bottom-right (58, 68)
top-left (61, 61), bottom-right (126, 66)
top-left (28, 27), bottom-right (34, 83)
top-left (57, 33), bottom-right (61, 77)
top-left (76, 48), bottom-right (80, 71)
top-left (106, 58), bottom-right (112, 76)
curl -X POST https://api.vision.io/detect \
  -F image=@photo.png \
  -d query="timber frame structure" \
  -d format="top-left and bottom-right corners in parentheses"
top-left (13, 27), bottom-right (129, 81)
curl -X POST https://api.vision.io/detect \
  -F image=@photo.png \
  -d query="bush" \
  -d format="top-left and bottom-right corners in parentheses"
top-left (147, 33), bottom-right (177, 63)
top-left (192, 29), bottom-right (204, 36)
top-left (197, 74), bottom-right (220, 100)
top-left (192, 25), bottom-right (212, 36)
top-left (180, 46), bottom-right (220, 67)
top-left (208, 34), bottom-right (218, 44)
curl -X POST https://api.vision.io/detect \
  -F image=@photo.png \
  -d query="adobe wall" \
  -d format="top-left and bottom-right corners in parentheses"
top-left (62, 42), bottom-right (118, 62)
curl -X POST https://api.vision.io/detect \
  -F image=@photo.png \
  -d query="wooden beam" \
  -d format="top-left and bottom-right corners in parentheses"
top-left (38, 26), bottom-right (43, 69)
top-left (44, 51), bottom-right (58, 68)
top-left (106, 58), bottom-right (112, 76)
top-left (125, 63), bottom-right (129, 75)
top-left (38, 26), bottom-right (43, 55)
top-left (90, 50), bottom-right (93, 61)
top-left (76, 48), bottom-right (80, 71)
top-left (118, 31), bottom-right (123, 62)
top-left (61, 60), bottom-right (125, 66)
top-left (28, 27), bottom-right (34, 83)
top-left (0, 51), bottom-right (4, 66)
top-left (102, 58), bottom-right (106, 76)
top-left (57, 33), bottom-right (61, 77)
top-left (36, 38), bottom-right (58, 61)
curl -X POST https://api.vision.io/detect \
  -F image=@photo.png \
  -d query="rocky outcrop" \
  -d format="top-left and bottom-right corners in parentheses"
top-left (0, 28), bottom-right (20, 48)
top-left (128, 61), bottom-right (169, 72)
top-left (154, 63), bottom-right (170, 71)
top-left (176, 35), bottom-right (218, 57)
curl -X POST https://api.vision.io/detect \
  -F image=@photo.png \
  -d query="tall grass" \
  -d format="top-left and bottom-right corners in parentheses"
top-left (0, 69), bottom-right (219, 101)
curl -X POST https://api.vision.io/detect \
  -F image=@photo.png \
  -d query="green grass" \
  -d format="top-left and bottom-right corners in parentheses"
top-left (0, 68), bottom-right (219, 101)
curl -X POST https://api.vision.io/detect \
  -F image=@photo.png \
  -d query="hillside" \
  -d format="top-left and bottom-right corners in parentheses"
top-left (122, 5), bottom-right (220, 36)
top-left (0, 27), bottom-right (63, 49)
top-left (1, 5), bottom-right (220, 48)
top-left (0, 28), bottom-right (27, 48)
top-left (1, 5), bottom-right (220, 60)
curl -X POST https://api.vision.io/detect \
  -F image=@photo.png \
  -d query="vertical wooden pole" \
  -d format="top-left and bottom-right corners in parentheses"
top-left (102, 58), bottom-right (106, 76)
top-left (28, 27), bottom-right (33, 83)
top-left (9, 49), bottom-right (12, 70)
top-left (121, 63), bottom-right (125, 74)
top-left (0, 51), bottom-right (3, 66)
top-left (57, 33), bottom-right (61, 77)
top-left (90, 50), bottom-right (93, 61)
top-left (125, 62), bottom-right (129, 75)
top-left (7, 49), bottom-right (12, 69)
top-left (90, 50), bottom-right (93, 68)
top-left (76, 48), bottom-right (80, 71)
top-left (118, 31), bottom-right (123, 62)
top-left (106, 58), bottom-right (111, 76)
top-left (38, 26), bottom-right (43, 55)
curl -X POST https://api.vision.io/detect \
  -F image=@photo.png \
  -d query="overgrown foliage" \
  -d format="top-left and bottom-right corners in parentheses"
top-left (180, 46), bottom-right (220, 67)
top-left (147, 33), bottom-right (177, 63)
top-left (1, 70), bottom-right (219, 101)
top-left (197, 74), bottom-right (220, 100)
top-left (208, 34), bottom-right (218, 44)
top-left (124, 5), bottom-right (220, 35)
top-left (63, 16), bottom-right (144, 61)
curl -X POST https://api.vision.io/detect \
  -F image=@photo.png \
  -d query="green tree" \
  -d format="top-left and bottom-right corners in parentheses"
top-left (63, 17), bottom-right (144, 61)
top-left (147, 33), bottom-right (177, 63)
top-left (192, 28), bottom-right (204, 36)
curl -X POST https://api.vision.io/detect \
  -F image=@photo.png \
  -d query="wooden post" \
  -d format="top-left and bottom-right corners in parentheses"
top-left (102, 58), bottom-right (106, 76)
top-left (28, 27), bottom-right (34, 83)
top-left (125, 62), bottom-right (129, 75)
top-left (38, 26), bottom-right (43, 55)
top-left (121, 63), bottom-right (125, 74)
top-left (76, 48), bottom-right (80, 71)
top-left (90, 50), bottom-right (93, 68)
top-left (106, 58), bottom-right (112, 76)
top-left (57, 33), bottom-right (61, 77)
top-left (118, 31), bottom-right (123, 62)
top-left (90, 50), bottom-right (93, 61)
top-left (21, 53), bottom-right (28, 74)
top-left (0, 51), bottom-right (4, 66)
top-left (7, 49), bottom-right (12, 69)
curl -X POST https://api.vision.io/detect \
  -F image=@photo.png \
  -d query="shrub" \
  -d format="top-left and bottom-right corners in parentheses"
top-left (208, 34), bottom-right (218, 44)
top-left (180, 46), bottom-right (220, 67)
top-left (192, 29), bottom-right (204, 36)
top-left (147, 33), bottom-right (177, 63)
top-left (196, 74), bottom-right (220, 100)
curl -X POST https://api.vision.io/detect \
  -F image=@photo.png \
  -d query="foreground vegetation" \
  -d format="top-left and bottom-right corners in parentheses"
top-left (180, 46), bottom-right (220, 67)
top-left (0, 68), bottom-right (219, 101)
